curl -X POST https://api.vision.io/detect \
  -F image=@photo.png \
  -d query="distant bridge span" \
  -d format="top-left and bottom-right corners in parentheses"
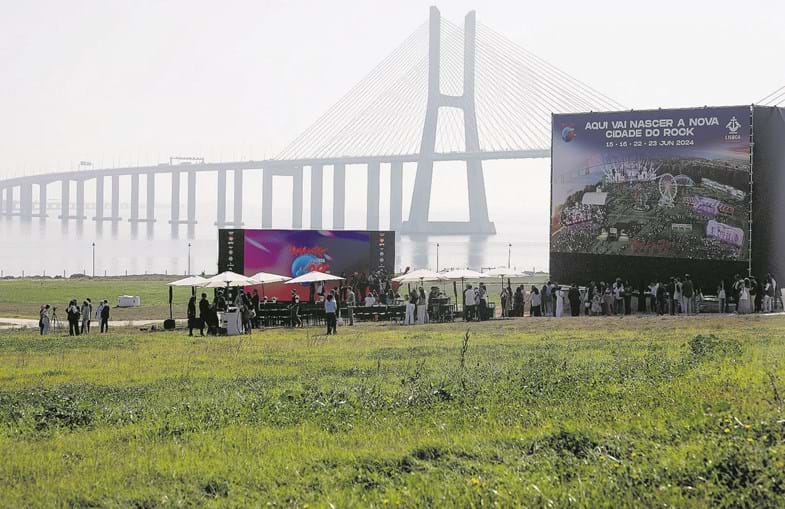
top-left (0, 6), bottom-right (620, 234)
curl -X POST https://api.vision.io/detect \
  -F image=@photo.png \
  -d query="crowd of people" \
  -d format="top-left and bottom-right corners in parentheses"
top-left (497, 273), bottom-right (781, 318)
top-left (38, 298), bottom-right (111, 335)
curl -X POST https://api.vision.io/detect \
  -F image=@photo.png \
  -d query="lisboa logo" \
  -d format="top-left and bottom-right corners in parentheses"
top-left (726, 116), bottom-right (741, 134)
top-left (724, 116), bottom-right (742, 141)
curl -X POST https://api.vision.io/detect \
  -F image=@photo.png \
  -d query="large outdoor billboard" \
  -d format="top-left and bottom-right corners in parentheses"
top-left (551, 106), bottom-right (751, 268)
top-left (218, 229), bottom-right (394, 300)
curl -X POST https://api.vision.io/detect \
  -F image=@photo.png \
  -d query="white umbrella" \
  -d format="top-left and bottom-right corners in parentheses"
top-left (249, 271), bottom-right (291, 284)
top-left (201, 271), bottom-right (258, 288)
top-left (391, 269), bottom-right (445, 283)
top-left (168, 275), bottom-right (209, 287)
top-left (440, 269), bottom-right (483, 305)
top-left (441, 269), bottom-right (484, 280)
top-left (483, 267), bottom-right (525, 278)
top-left (285, 271), bottom-right (345, 285)
top-left (248, 271), bottom-right (291, 299)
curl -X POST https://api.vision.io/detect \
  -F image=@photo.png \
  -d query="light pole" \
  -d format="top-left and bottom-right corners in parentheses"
top-left (187, 242), bottom-right (192, 275)
top-left (508, 243), bottom-right (512, 268)
top-left (91, 242), bottom-right (95, 277)
top-left (436, 243), bottom-right (440, 271)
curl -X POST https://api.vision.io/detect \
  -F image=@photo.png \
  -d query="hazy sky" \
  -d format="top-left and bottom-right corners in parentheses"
top-left (2, 0), bottom-right (783, 176)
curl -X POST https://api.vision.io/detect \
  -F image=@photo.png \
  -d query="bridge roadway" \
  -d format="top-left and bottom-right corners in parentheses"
top-left (0, 149), bottom-right (548, 232)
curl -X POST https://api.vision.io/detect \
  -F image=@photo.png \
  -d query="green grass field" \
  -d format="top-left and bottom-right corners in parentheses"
top-left (1, 315), bottom-right (784, 507)
top-left (0, 277), bottom-right (195, 321)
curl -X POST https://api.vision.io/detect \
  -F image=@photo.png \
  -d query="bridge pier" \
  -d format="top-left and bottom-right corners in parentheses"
top-left (76, 180), bottom-right (85, 220)
top-left (110, 175), bottom-right (121, 221)
top-left (144, 172), bottom-right (155, 222)
top-left (333, 163), bottom-right (345, 229)
top-left (232, 169), bottom-right (243, 226)
top-left (292, 167), bottom-right (303, 229)
top-left (37, 183), bottom-right (47, 217)
top-left (310, 164), bottom-right (323, 228)
top-left (129, 174), bottom-right (139, 222)
top-left (216, 169), bottom-right (226, 226)
top-left (7, 187), bottom-right (14, 215)
top-left (366, 161), bottom-right (380, 230)
top-left (187, 171), bottom-right (196, 225)
top-left (169, 170), bottom-right (180, 231)
top-left (94, 176), bottom-right (104, 221)
top-left (20, 183), bottom-right (33, 218)
top-left (59, 180), bottom-right (70, 219)
top-left (390, 161), bottom-right (403, 230)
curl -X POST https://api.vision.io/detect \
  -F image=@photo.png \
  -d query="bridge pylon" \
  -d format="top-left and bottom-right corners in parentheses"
top-left (401, 7), bottom-right (495, 234)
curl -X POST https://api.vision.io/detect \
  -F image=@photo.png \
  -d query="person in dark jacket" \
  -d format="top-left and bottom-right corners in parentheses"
top-left (187, 295), bottom-right (201, 336)
top-left (66, 299), bottom-right (80, 336)
top-left (198, 293), bottom-right (210, 335)
top-left (568, 284), bottom-right (581, 317)
top-left (99, 300), bottom-right (110, 333)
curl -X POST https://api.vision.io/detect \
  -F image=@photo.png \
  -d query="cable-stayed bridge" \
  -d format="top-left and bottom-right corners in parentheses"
top-left (0, 7), bottom-right (623, 234)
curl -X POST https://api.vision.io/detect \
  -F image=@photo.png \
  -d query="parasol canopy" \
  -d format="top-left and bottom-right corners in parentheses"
top-left (200, 271), bottom-right (258, 288)
top-left (248, 271), bottom-right (291, 284)
top-left (441, 269), bottom-right (484, 280)
top-left (391, 269), bottom-right (446, 283)
top-left (168, 275), bottom-right (209, 287)
top-left (285, 271), bottom-right (345, 285)
top-left (482, 267), bottom-right (525, 278)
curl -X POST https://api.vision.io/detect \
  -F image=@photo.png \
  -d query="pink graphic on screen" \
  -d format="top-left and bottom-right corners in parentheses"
top-left (243, 230), bottom-right (376, 300)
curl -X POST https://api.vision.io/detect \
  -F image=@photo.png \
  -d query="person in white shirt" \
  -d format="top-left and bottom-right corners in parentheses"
top-left (464, 284), bottom-right (476, 321)
top-left (324, 294), bottom-right (338, 335)
top-left (364, 294), bottom-right (376, 307)
top-left (405, 293), bottom-right (416, 325)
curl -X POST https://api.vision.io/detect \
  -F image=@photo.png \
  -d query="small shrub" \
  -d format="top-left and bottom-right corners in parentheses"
top-left (689, 334), bottom-right (742, 359)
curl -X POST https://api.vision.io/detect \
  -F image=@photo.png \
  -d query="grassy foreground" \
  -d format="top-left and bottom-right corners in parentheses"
top-left (1, 316), bottom-right (785, 507)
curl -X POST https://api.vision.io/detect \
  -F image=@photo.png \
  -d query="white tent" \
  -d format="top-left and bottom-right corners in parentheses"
top-left (285, 271), bottom-right (345, 285)
top-left (168, 275), bottom-right (209, 287)
top-left (200, 271), bottom-right (258, 288)
top-left (391, 269), bottom-right (445, 283)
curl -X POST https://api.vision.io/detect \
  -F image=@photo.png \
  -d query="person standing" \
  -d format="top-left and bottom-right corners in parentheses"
top-left (718, 281), bottom-right (727, 314)
top-left (99, 300), bottom-right (110, 333)
top-left (568, 284), bottom-right (581, 317)
top-left (738, 279), bottom-right (752, 314)
top-left (346, 287), bottom-right (356, 326)
top-left (80, 299), bottom-right (92, 334)
top-left (66, 299), bottom-right (80, 336)
top-left (187, 296), bottom-right (198, 336)
top-left (39, 305), bottom-right (51, 335)
top-left (324, 294), bottom-right (338, 335)
top-left (463, 284), bottom-right (476, 322)
top-left (198, 293), bottom-right (210, 335)
top-left (682, 275), bottom-right (694, 315)
top-left (529, 286), bottom-right (542, 317)
top-left (289, 290), bottom-right (302, 327)
top-left (541, 283), bottom-right (551, 317)
top-left (417, 287), bottom-right (428, 324)
top-left (555, 286), bottom-right (564, 317)
top-left (623, 280), bottom-right (633, 315)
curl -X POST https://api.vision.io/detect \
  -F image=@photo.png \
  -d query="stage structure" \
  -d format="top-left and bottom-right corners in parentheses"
top-left (549, 105), bottom-right (785, 286)
top-left (218, 228), bottom-right (393, 300)
top-left (0, 8), bottom-right (622, 235)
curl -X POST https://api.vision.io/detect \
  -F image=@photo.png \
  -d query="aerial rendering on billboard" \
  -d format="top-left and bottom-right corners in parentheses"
top-left (551, 106), bottom-right (751, 261)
